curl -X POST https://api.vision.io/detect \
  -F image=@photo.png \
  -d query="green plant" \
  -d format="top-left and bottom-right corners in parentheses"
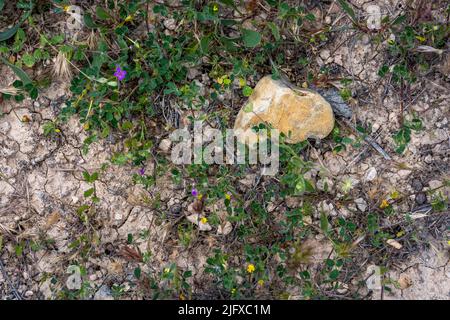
top-left (392, 115), bottom-right (423, 154)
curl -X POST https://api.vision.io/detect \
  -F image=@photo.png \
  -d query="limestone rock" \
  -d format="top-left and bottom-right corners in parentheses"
top-left (364, 167), bottom-right (377, 182)
top-left (234, 76), bottom-right (335, 146)
top-left (398, 274), bottom-right (413, 290)
top-left (217, 221), bottom-right (232, 235)
top-left (94, 285), bottom-right (114, 300)
top-left (159, 139), bottom-right (172, 152)
top-left (354, 198), bottom-right (368, 212)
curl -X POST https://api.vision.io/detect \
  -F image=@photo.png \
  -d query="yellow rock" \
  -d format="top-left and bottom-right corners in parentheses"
top-left (234, 75), bottom-right (334, 145)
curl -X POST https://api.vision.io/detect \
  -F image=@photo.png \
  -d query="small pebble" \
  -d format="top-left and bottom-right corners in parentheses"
top-left (24, 290), bottom-right (34, 297)
top-left (415, 192), bottom-right (427, 205)
top-left (170, 204), bottom-right (182, 216)
top-left (411, 178), bottom-right (423, 192)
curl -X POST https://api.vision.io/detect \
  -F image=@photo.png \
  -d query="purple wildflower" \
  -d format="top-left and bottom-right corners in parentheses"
top-left (114, 65), bottom-right (127, 81)
top-left (138, 167), bottom-right (145, 176)
top-left (191, 188), bottom-right (198, 197)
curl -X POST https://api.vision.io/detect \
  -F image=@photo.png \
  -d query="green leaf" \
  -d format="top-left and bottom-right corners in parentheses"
top-left (15, 244), bottom-right (23, 257)
top-left (0, 24), bottom-right (20, 42)
top-left (378, 65), bottom-right (389, 77)
top-left (320, 211), bottom-right (329, 234)
top-left (243, 102), bottom-right (253, 113)
top-left (84, 188), bottom-right (95, 198)
top-left (200, 36), bottom-right (211, 53)
top-left (242, 29), bottom-right (261, 48)
top-left (267, 22), bottom-right (280, 41)
top-left (0, 57), bottom-right (32, 85)
top-left (29, 87), bottom-right (38, 99)
top-left (76, 205), bottom-right (89, 215)
top-left (83, 13), bottom-right (98, 29)
top-left (22, 53), bottom-right (35, 67)
top-left (337, 0), bottom-right (357, 23)
top-left (96, 6), bottom-right (111, 20)
top-left (82, 171), bottom-right (91, 181)
top-left (0, 9), bottom-right (30, 42)
top-left (242, 85), bottom-right (253, 97)
top-left (295, 177), bottom-right (306, 193)
top-left (90, 172), bottom-right (99, 182)
top-left (218, 0), bottom-right (235, 7)
top-left (134, 267), bottom-right (141, 279)
top-left (329, 269), bottom-right (340, 280)
top-left (0, 0), bottom-right (4, 11)
top-left (392, 15), bottom-right (406, 25)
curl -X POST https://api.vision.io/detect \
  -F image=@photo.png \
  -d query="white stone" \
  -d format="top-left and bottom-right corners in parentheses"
top-left (158, 139), bottom-right (172, 152)
top-left (94, 285), bottom-right (114, 300)
top-left (354, 198), bottom-right (368, 212)
top-left (320, 49), bottom-right (331, 61)
top-left (428, 180), bottom-right (443, 190)
top-left (365, 265), bottom-right (381, 291)
top-left (0, 121), bottom-right (11, 134)
top-left (24, 290), bottom-right (34, 297)
top-left (163, 18), bottom-right (176, 30)
top-left (364, 167), bottom-right (377, 182)
top-left (397, 169), bottom-right (412, 178)
top-left (217, 221), bottom-right (232, 235)
top-left (316, 177), bottom-right (334, 192)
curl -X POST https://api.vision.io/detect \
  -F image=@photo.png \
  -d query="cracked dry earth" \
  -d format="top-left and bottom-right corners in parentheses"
top-left (1, 66), bottom-right (448, 299)
top-left (0, 9), bottom-right (450, 301)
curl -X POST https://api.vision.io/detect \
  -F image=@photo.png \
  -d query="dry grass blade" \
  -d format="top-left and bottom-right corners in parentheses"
top-left (0, 86), bottom-right (20, 95)
top-left (119, 245), bottom-right (143, 262)
top-left (53, 51), bottom-right (72, 80)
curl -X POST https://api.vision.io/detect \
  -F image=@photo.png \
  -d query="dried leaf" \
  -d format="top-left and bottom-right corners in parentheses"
top-left (192, 194), bottom-right (207, 213)
top-left (386, 239), bottom-right (403, 250)
top-left (245, 0), bottom-right (258, 12)
top-left (414, 45), bottom-right (444, 55)
top-left (398, 274), bottom-right (412, 289)
top-left (44, 212), bottom-right (61, 229)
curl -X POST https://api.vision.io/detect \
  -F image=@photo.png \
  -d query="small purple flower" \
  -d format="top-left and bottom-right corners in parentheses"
top-left (191, 188), bottom-right (198, 197)
top-left (114, 65), bottom-right (127, 81)
top-left (138, 167), bottom-right (145, 176)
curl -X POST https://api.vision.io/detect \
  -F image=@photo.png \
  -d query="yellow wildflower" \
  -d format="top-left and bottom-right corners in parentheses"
top-left (217, 75), bottom-right (231, 85)
top-left (390, 190), bottom-right (400, 200)
top-left (396, 230), bottom-right (405, 238)
top-left (54, 128), bottom-right (61, 133)
top-left (246, 263), bottom-right (255, 273)
top-left (231, 288), bottom-right (236, 295)
top-left (164, 267), bottom-right (170, 274)
top-left (225, 193), bottom-right (231, 201)
top-left (216, 76), bottom-right (224, 84)
top-left (257, 279), bottom-right (265, 286)
top-left (415, 36), bottom-right (426, 42)
top-left (380, 199), bottom-right (389, 209)
top-left (213, 4), bottom-right (219, 12)
top-left (63, 5), bottom-right (70, 12)
top-left (200, 217), bottom-right (208, 224)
